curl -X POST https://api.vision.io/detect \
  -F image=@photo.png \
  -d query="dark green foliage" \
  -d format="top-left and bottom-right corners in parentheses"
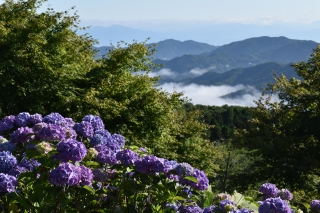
top-left (234, 45), bottom-right (320, 191)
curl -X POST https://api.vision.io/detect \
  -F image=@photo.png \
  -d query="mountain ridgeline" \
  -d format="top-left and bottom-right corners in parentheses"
top-left (94, 36), bottom-right (319, 93)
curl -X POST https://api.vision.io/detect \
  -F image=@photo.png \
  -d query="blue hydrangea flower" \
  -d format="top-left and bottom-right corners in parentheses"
top-left (15, 112), bottom-right (31, 127)
top-left (92, 168), bottom-right (117, 182)
top-left (0, 151), bottom-right (18, 174)
top-left (258, 197), bottom-right (291, 213)
top-left (175, 162), bottom-right (194, 177)
top-left (0, 173), bottom-right (18, 193)
top-left (96, 147), bottom-right (118, 165)
top-left (29, 113), bottom-right (43, 125)
top-left (166, 203), bottom-right (179, 211)
top-left (79, 165), bottom-right (93, 186)
top-left (49, 163), bottom-right (81, 186)
top-left (9, 127), bottom-right (34, 144)
top-left (112, 134), bottom-right (125, 148)
top-left (42, 113), bottom-right (67, 127)
top-left (74, 121), bottom-right (94, 137)
top-left (65, 118), bottom-right (75, 127)
top-left (179, 205), bottom-right (203, 213)
top-left (82, 115), bottom-right (104, 131)
top-left (204, 205), bottom-right (218, 213)
top-left (259, 183), bottom-right (279, 200)
top-left (8, 165), bottom-right (28, 177)
top-left (116, 149), bottom-right (138, 166)
top-left (179, 169), bottom-right (209, 191)
top-left (19, 158), bottom-right (41, 171)
top-left (90, 129), bottom-right (112, 146)
top-left (36, 124), bottom-right (66, 142)
top-left (64, 127), bottom-right (77, 140)
top-left (219, 199), bottom-right (236, 212)
top-left (278, 189), bottom-right (293, 201)
top-left (310, 200), bottom-right (320, 213)
top-left (0, 142), bottom-right (16, 152)
top-left (134, 155), bottom-right (165, 175)
top-left (32, 122), bottom-right (48, 133)
top-left (0, 115), bottom-right (15, 132)
top-left (57, 139), bottom-right (87, 162)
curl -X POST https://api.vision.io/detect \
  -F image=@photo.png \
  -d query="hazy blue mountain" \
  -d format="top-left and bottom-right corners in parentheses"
top-left (150, 39), bottom-right (217, 60)
top-left (93, 39), bottom-right (217, 60)
top-left (153, 36), bottom-right (318, 74)
top-left (209, 36), bottom-right (295, 55)
top-left (185, 62), bottom-right (298, 89)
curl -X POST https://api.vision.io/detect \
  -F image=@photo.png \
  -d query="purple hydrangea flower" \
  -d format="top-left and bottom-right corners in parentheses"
top-left (179, 205), bottom-right (203, 213)
top-left (90, 129), bottom-right (112, 146)
top-left (238, 208), bottom-right (255, 213)
top-left (36, 124), bottom-right (66, 142)
top-left (0, 173), bottom-right (18, 193)
top-left (179, 169), bottom-right (209, 191)
top-left (79, 165), bottom-right (93, 186)
top-left (310, 200), bottom-right (320, 213)
top-left (57, 139), bottom-right (87, 162)
top-left (112, 134), bottom-right (125, 148)
top-left (116, 149), bottom-right (139, 166)
top-left (219, 199), bottom-right (236, 212)
top-left (8, 165), bottom-right (28, 177)
top-left (139, 147), bottom-right (147, 152)
top-left (258, 197), bottom-right (292, 213)
top-left (82, 115), bottom-right (104, 131)
top-left (49, 163), bottom-right (81, 186)
top-left (74, 121), bottom-right (94, 137)
top-left (32, 122), bottom-right (48, 133)
top-left (0, 142), bottom-right (16, 152)
top-left (175, 163), bottom-right (194, 177)
top-left (42, 113), bottom-right (67, 127)
top-left (134, 155), bottom-right (165, 175)
top-left (166, 203), bottom-right (179, 211)
top-left (65, 118), bottom-right (75, 128)
top-left (92, 169), bottom-right (117, 182)
top-left (204, 205), bottom-right (217, 213)
top-left (163, 160), bottom-right (180, 181)
top-left (19, 158), bottom-right (41, 171)
top-left (0, 151), bottom-right (18, 174)
top-left (64, 127), bottom-right (77, 139)
top-left (9, 127), bottom-right (34, 144)
top-left (15, 112), bottom-right (31, 127)
top-left (278, 189), bottom-right (293, 201)
top-left (96, 147), bottom-right (118, 165)
top-left (259, 183), bottom-right (279, 200)
top-left (29, 113), bottom-right (42, 125)
top-left (0, 115), bottom-right (15, 132)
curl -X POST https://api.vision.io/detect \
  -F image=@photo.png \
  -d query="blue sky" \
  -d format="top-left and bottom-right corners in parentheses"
top-left (40, 0), bottom-right (320, 28)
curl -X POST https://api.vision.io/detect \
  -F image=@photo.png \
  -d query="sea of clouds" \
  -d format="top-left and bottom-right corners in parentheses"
top-left (159, 83), bottom-right (278, 107)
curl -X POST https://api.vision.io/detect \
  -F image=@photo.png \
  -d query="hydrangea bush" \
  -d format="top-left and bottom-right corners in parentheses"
top-left (0, 112), bottom-right (317, 213)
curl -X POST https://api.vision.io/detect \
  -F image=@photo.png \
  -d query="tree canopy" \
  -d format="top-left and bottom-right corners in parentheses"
top-left (235, 45), bottom-right (320, 190)
top-left (0, 0), bottom-right (222, 176)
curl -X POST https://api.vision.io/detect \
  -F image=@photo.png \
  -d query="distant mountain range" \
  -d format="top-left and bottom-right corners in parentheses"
top-left (93, 36), bottom-right (319, 98)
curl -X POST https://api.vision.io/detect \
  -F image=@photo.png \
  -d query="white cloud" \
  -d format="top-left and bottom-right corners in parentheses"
top-left (159, 83), bottom-right (278, 107)
top-left (148, 68), bottom-right (176, 78)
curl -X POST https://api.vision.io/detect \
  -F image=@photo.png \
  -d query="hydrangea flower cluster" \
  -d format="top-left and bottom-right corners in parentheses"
top-left (0, 173), bottom-right (18, 193)
top-left (258, 197), bottom-right (292, 213)
top-left (278, 189), bottom-right (293, 201)
top-left (219, 199), bottom-right (237, 212)
top-left (259, 183), bottom-right (279, 200)
top-left (310, 200), bottom-right (320, 213)
top-left (57, 139), bottom-right (87, 162)
top-left (178, 204), bottom-right (203, 213)
top-left (0, 112), bottom-right (215, 212)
